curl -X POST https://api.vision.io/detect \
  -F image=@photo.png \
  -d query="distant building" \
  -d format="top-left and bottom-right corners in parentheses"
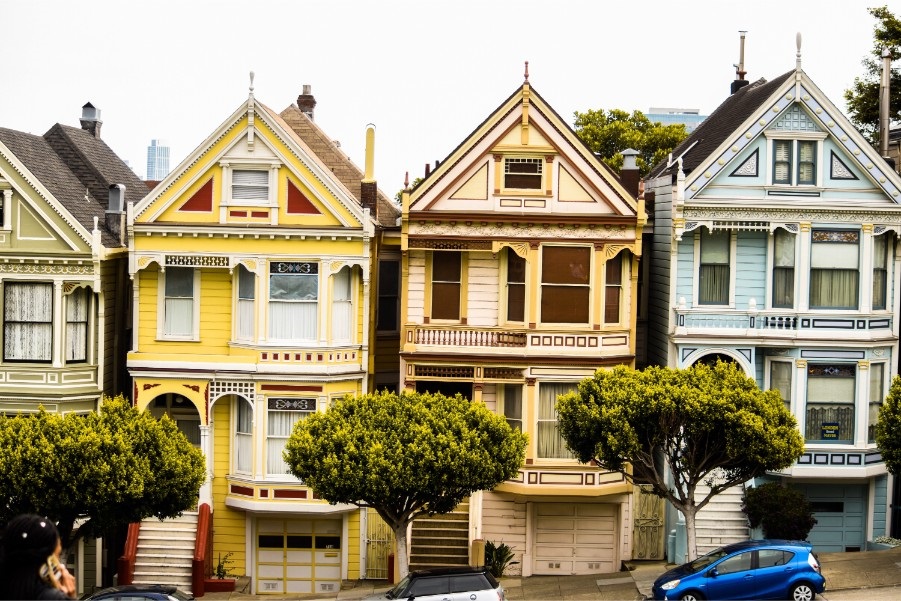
top-left (646, 107), bottom-right (707, 132)
top-left (145, 138), bottom-right (170, 181)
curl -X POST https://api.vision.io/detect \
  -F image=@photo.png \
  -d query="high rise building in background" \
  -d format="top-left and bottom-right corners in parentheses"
top-left (646, 107), bottom-right (708, 132)
top-left (145, 139), bottom-right (170, 181)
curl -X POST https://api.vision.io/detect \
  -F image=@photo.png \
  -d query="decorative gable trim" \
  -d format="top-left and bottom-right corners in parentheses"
top-left (178, 178), bottom-right (214, 212)
top-left (449, 163), bottom-right (489, 200)
top-left (729, 148), bottom-right (759, 177)
top-left (287, 179), bottom-right (321, 214)
top-left (830, 151), bottom-right (858, 180)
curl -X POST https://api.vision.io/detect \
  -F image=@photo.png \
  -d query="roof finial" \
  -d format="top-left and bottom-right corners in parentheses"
top-left (796, 32), bottom-right (802, 70)
top-left (249, 71), bottom-right (255, 96)
top-left (524, 61), bottom-right (529, 83)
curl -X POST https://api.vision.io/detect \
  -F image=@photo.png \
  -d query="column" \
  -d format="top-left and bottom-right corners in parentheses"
top-left (198, 424), bottom-right (213, 506)
top-left (52, 280), bottom-right (63, 368)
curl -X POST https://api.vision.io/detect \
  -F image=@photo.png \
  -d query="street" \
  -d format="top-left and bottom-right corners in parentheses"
top-left (820, 585), bottom-right (901, 600)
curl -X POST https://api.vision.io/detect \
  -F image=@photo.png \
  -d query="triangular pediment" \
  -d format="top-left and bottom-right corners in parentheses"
top-left (134, 99), bottom-right (367, 230)
top-left (409, 83), bottom-right (639, 220)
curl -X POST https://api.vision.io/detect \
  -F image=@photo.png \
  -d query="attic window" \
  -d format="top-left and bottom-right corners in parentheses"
top-left (232, 170), bottom-right (269, 201)
top-left (504, 157), bottom-right (542, 189)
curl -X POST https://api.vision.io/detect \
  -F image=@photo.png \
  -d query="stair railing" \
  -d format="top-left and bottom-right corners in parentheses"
top-left (116, 522), bottom-right (142, 585)
top-left (192, 503), bottom-right (213, 597)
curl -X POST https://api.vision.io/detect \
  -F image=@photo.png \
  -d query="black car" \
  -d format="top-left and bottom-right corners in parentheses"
top-left (364, 566), bottom-right (505, 601)
top-left (82, 584), bottom-right (194, 601)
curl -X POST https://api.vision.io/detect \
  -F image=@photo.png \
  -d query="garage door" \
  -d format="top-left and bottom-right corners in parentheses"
top-left (255, 518), bottom-right (342, 594)
top-left (795, 484), bottom-right (865, 553)
top-left (532, 503), bottom-right (617, 575)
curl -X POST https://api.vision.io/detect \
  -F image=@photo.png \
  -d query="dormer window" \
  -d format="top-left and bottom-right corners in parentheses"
top-left (232, 170), bottom-right (269, 201)
top-left (769, 138), bottom-right (822, 186)
top-left (504, 157), bottom-right (542, 189)
top-left (220, 161), bottom-right (279, 207)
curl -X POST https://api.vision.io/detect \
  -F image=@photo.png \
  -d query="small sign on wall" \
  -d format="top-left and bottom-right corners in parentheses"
top-left (821, 422), bottom-right (839, 440)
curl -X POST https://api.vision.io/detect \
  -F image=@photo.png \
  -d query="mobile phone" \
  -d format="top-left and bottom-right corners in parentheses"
top-left (39, 554), bottom-right (63, 586)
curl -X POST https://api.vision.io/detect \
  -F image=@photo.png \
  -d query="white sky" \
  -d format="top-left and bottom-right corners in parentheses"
top-left (1, 0), bottom-right (887, 196)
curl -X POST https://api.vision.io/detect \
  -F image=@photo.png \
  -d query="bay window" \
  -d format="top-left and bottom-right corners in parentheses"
top-left (266, 398), bottom-right (314, 477)
top-left (269, 261), bottom-right (318, 341)
top-left (537, 382), bottom-right (576, 459)
top-left (541, 246), bottom-right (589, 323)
top-left (809, 230), bottom-right (858, 309)
top-left (236, 265), bottom-right (255, 340)
top-left (4, 282), bottom-right (52, 362)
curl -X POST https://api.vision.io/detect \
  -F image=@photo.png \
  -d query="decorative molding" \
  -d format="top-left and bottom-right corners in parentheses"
top-left (0, 263), bottom-right (92, 275)
top-left (729, 148), bottom-right (759, 177)
top-left (166, 255), bottom-right (229, 268)
top-left (830, 151), bottom-right (858, 180)
top-left (409, 221), bottom-right (635, 241)
top-left (491, 241), bottom-right (530, 258)
top-left (683, 206), bottom-right (901, 225)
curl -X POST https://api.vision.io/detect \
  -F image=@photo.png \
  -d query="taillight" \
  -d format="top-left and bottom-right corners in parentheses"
top-left (807, 553), bottom-right (821, 574)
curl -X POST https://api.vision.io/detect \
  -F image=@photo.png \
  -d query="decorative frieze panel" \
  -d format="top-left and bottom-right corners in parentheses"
top-left (260, 350), bottom-right (360, 364)
top-left (796, 451), bottom-right (882, 467)
top-left (209, 379), bottom-right (256, 403)
top-left (166, 255), bottom-right (229, 268)
top-left (409, 221), bottom-right (635, 241)
top-left (0, 263), bottom-right (93, 275)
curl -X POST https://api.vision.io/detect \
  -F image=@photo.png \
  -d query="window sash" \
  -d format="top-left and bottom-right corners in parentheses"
top-left (377, 260), bottom-right (400, 332)
top-left (164, 268), bottom-right (194, 337)
top-left (772, 230), bottom-right (795, 308)
top-left (769, 361), bottom-right (793, 412)
top-left (232, 170), bottom-right (269, 201)
top-left (267, 410), bottom-right (309, 476)
top-left (268, 301), bottom-right (317, 341)
top-left (774, 140), bottom-right (792, 184)
top-left (541, 247), bottom-right (589, 324)
top-left (537, 383), bottom-right (575, 459)
top-left (431, 252), bottom-right (461, 320)
top-left (604, 254), bottom-right (623, 323)
top-left (4, 282), bottom-right (53, 362)
top-left (798, 141), bottom-right (816, 184)
top-left (506, 250), bottom-right (525, 322)
top-left (503, 384), bottom-right (522, 432)
top-left (806, 367), bottom-right (855, 443)
top-left (869, 363), bottom-right (884, 443)
top-left (332, 268), bottom-right (352, 343)
top-left (873, 235), bottom-right (888, 310)
top-left (504, 157), bottom-right (542, 189)
top-left (66, 288), bottom-right (89, 362)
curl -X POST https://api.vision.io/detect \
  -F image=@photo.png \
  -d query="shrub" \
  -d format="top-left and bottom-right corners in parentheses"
top-left (484, 541), bottom-right (518, 577)
top-left (741, 482), bottom-right (817, 541)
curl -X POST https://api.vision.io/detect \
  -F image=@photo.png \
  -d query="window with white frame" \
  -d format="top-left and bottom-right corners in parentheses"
top-left (502, 384), bottom-right (522, 432)
top-left (504, 157), bottom-right (543, 189)
top-left (236, 265), bottom-right (255, 341)
top-left (773, 140), bottom-right (817, 185)
top-left (505, 249), bottom-right (525, 323)
top-left (66, 287), bottom-right (90, 362)
top-left (772, 229), bottom-right (795, 308)
top-left (806, 364), bottom-right (855, 443)
top-left (332, 266), bottom-right (352, 343)
top-left (268, 262), bottom-right (318, 342)
top-left (868, 362), bottom-right (885, 443)
top-left (604, 253), bottom-right (623, 324)
top-left (163, 267), bottom-right (195, 337)
top-left (235, 397), bottom-right (253, 474)
top-left (4, 282), bottom-right (52, 362)
top-left (541, 246), bottom-right (590, 324)
top-left (266, 398), bottom-right (314, 477)
top-left (873, 234), bottom-right (890, 311)
top-left (809, 230), bottom-right (859, 310)
top-left (699, 229), bottom-right (730, 305)
top-left (537, 382), bottom-right (576, 459)
top-left (769, 360), bottom-right (793, 413)
top-left (232, 169), bottom-right (269, 203)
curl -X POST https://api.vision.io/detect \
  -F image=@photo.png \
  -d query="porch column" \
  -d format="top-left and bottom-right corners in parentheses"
top-left (199, 424), bottom-right (213, 506)
top-left (52, 280), bottom-right (63, 368)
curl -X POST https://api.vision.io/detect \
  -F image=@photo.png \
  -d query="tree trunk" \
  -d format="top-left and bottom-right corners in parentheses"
top-left (395, 523), bottom-right (410, 580)
top-left (683, 506), bottom-right (698, 562)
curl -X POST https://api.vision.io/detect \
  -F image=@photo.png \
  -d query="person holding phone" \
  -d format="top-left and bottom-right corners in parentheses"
top-left (0, 514), bottom-right (77, 599)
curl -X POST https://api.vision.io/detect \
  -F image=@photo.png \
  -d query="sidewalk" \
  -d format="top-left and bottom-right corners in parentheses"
top-left (201, 547), bottom-right (901, 601)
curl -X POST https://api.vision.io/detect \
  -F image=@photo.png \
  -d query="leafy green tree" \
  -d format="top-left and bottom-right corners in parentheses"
top-left (876, 375), bottom-right (901, 474)
top-left (572, 108), bottom-right (689, 176)
top-left (284, 390), bottom-right (527, 578)
top-left (741, 482), bottom-right (817, 541)
top-left (0, 395), bottom-right (206, 546)
top-left (556, 362), bottom-right (804, 561)
top-left (844, 6), bottom-right (901, 144)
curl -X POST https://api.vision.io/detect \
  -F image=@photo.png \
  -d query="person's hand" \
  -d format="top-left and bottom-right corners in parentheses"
top-left (57, 564), bottom-right (77, 599)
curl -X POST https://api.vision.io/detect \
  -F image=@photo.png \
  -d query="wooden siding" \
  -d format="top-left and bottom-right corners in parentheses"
top-left (873, 475), bottom-right (888, 537)
top-left (647, 178), bottom-right (673, 367)
top-left (406, 253), bottom-right (426, 323)
top-left (481, 492), bottom-right (526, 576)
top-left (481, 383), bottom-right (497, 413)
top-left (675, 238), bottom-right (695, 307)
top-left (346, 509), bottom-right (361, 579)
top-left (735, 231), bottom-right (767, 311)
top-left (467, 253), bottom-right (500, 327)
top-left (198, 268), bottom-right (233, 351)
top-left (212, 399), bottom-right (248, 574)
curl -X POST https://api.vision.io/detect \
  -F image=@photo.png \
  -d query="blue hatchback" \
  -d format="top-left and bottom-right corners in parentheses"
top-left (651, 540), bottom-right (826, 601)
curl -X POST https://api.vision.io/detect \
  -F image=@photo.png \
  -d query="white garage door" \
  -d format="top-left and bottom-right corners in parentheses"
top-left (533, 503), bottom-right (617, 575)
top-left (255, 518), bottom-right (342, 595)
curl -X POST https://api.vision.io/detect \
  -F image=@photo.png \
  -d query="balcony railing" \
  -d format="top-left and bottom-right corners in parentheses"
top-left (674, 307), bottom-right (892, 335)
top-left (413, 327), bottom-right (528, 348)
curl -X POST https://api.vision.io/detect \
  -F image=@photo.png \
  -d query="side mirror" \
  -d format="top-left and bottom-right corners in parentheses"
top-left (706, 568), bottom-right (718, 578)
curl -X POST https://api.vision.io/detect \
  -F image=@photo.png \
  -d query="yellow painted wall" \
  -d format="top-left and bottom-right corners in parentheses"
top-left (346, 509), bottom-right (361, 579)
top-left (211, 399), bottom-right (248, 575)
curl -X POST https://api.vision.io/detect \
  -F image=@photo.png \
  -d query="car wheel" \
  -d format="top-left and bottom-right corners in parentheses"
top-left (789, 582), bottom-right (815, 601)
top-left (679, 592), bottom-right (705, 601)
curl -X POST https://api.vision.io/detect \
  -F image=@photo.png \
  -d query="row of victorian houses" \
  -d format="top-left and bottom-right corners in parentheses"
top-left (1, 38), bottom-right (900, 596)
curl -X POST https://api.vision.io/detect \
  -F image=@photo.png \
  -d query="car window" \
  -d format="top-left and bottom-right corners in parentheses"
top-left (408, 576), bottom-right (449, 596)
top-left (758, 549), bottom-right (794, 568)
top-left (388, 575), bottom-right (412, 598)
top-left (715, 551), bottom-right (753, 575)
top-left (689, 546), bottom-right (729, 571)
top-left (449, 574), bottom-right (490, 593)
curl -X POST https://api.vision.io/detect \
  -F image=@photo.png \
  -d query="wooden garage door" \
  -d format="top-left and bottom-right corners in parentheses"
top-left (255, 518), bottom-right (342, 595)
top-left (533, 503), bottom-right (617, 575)
top-left (795, 484), bottom-right (866, 553)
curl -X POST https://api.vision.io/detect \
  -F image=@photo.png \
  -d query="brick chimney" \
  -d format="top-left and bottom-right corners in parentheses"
top-left (361, 125), bottom-right (378, 221)
top-left (80, 102), bottom-right (102, 138)
top-left (297, 85), bottom-right (316, 120)
top-left (620, 148), bottom-right (640, 198)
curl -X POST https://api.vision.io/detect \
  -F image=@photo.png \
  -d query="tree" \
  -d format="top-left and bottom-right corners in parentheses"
top-left (284, 390), bottom-right (527, 579)
top-left (843, 6), bottom-right (901, 144)
top-left (572, 108), bottom-right (689, 176)
top-left (741, 482), bottom-right (817, 541)
top-left (0, 395), bottom-right (206, 546)
top-left (876, 375), bottom-right (901, 474)
top-left (556, 362), bottom-right (804, 561)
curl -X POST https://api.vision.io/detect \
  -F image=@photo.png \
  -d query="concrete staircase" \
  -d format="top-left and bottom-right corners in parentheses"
top-left (409, 501), bottom-right (470, 571)
top-left (131, 511), bottom-right (197, 592)
top-left (694, 483), bottom-right (750, 556)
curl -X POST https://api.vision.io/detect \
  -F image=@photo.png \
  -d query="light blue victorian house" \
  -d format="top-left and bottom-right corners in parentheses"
top-left (645, 38), bottom-right (901, 554)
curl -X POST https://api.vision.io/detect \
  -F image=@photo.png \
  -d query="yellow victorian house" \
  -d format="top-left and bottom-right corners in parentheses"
top-left (401, 68), bottom-right (645, 576)
top-left (126, 81), bottom-right (398, 595)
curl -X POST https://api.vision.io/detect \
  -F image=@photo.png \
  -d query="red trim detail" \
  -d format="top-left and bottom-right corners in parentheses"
top-left (274, 489), bottom-right (308, 499)
top-left (260, 384), bottom-right (323, 392)
top-left (287, 180), bottom-right (321, 214)
top-left (180, 179), bottom-right (214, 212)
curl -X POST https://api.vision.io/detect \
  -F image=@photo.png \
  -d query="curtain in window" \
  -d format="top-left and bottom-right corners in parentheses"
top-left (235, 398), bottom-right (253, 473)
top-left (873, 234), bottom-right (888, 310)
top-left (267, 410), bottom-right (307, 476)
top-left (699, 230), bottom-right (729, 305)
top-left (774, 140), bottom-right (792, 183)
top-left (869, 363), bottom-right (884, 443)
top-left (772, 229), bottom-right (795, 308)
top-left (503, 384), bottom-right (522, 431)
top-left (269, 272), bottom-right (318, 341)
top-left (810, 232), bottom-right (859, 309)
top-left (164, 267), bottom-right (194, 336)
top-left (66, 287), bottom-right (89, 362)
top-left (4, 282), bottom-right (52, 361)
top-left (806, 367), bottom-right (855, 442)
top-left (538, 383), bottom-right (575, 459)
top-left (236, 266), bottom-right (255, 340)
top-left (331, 267), bottom-right (352, 343)
top-left (798, 141), bottom-right (816, 184)
top-left (769, 361), bottom-right (792, 412)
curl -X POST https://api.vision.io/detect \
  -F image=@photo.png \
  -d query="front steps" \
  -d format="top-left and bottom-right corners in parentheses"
top-left (409, 501), bottom-right (470, 571)
top-left (131, 511), bottom-right (197, 592)
top-left (694, 483), bottom-right (749, 556)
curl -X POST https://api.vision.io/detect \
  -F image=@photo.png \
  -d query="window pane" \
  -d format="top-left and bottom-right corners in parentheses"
top-left (869, 363), bottom-right (884, 443)
top-left (700, 230), bottom-right (729, 264)
top-left (332, 268), bottom-right (352, 342)
top-left (507, 250), bottom-right (525, 322)
top-left (873, 235), bottom-right (888, 310)
top-left (541, 286), bottom-right (589, 323)
top-left (267, 410), bottom-right (309, 476)
top-left (806, 364), bottom-right (855, 443)
top-left (432, 251), bottom-right (461, 282)
top-left (269, 301), bottom-right (317, 340)
top-left (542, 247), bottom-right (590, 285)
top-left (165, 267), bottom-right (194, 297)
top-left (772, 230), bottom-right (795, 308)
top-left (377, 260), bottom-right (400, 332)
top-left (538, 383), bottom-right (575, 459)
top-left (770, 361), bottom-right (792, 411)
top-left (605, 254), bottom-right (622, 323)
top-left (66, 288), bottom-right (89, 362)
top-left (238, 265), bottom-right (255, 299)
top-left (810, 270), bottom-right (858, 309)
top-left (270, 274), bottom-right (318, 300)
top-left (232, 170), bottom-right (269, 200)
top-left (503, 384), bottom-right (522, 431)
top-left (699, 265), bottom-right (729, 305)
top-left (504, 158), bottom-right (542, 189)
top-left (774, 140), bottom-right (791, 184)
top-left (432, 283), bottom-right (461, 320)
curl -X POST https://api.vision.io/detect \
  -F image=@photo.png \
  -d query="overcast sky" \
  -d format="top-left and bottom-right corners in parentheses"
top-left (1, 0), bottom-right (886, 196)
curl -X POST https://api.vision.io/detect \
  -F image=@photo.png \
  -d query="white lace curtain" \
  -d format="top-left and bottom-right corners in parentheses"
top-left (4, 283), bottom-right (52, 361)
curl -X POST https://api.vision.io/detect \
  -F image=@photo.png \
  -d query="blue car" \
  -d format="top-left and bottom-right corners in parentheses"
top-left (651, 540), bottom-right (826, 601)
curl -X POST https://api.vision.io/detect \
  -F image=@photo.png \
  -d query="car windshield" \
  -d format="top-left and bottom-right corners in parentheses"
top-left (687, 546), bottom-right (731, 571)
top-left (386, 575), bottom-right (411, 599)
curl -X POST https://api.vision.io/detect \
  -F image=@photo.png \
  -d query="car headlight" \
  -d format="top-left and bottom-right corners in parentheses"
top-left (661, 579), bottom-right (681, 590)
